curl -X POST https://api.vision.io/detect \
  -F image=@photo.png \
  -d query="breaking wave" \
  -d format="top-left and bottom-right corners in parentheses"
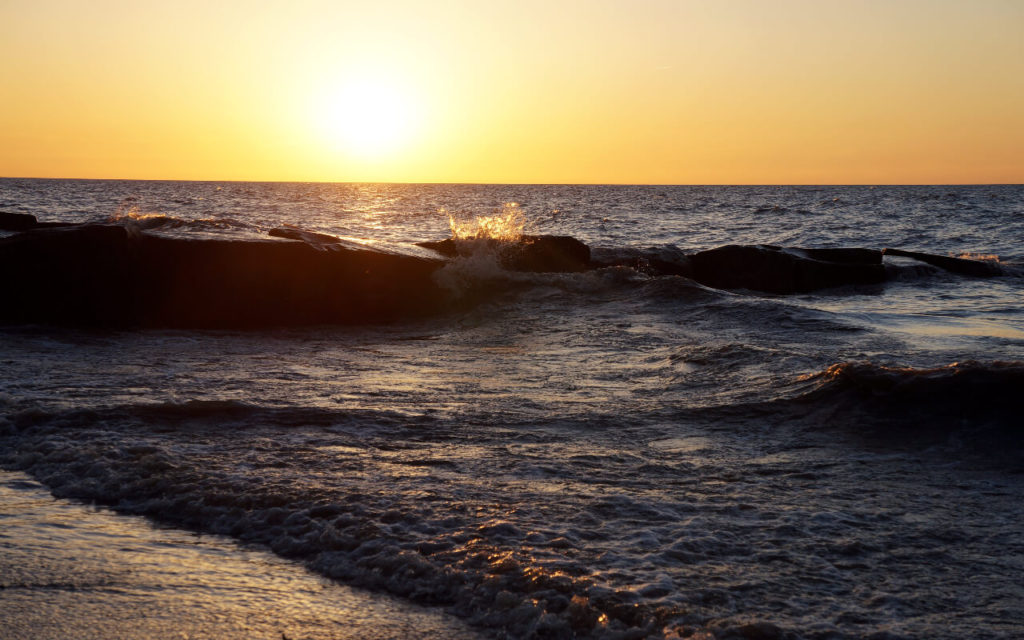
top-left (0, 402), bottom-right (679, 639)
top-left (799, 360), bottom-right (1024, 410)
top-left (783, 361), bottom-right (1024, 449)
top-left (108, 205), bottom-right (257, 233)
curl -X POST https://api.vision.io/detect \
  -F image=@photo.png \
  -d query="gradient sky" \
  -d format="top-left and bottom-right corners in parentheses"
top-left (2, 0), bottom-right (1022, 184)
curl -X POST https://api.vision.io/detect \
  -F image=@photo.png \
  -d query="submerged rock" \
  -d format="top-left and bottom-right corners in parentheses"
top-left (0, 225), bottom-right (447, 328)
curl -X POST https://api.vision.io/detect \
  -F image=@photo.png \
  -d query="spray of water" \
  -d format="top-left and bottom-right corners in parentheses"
top-left (445, 202), bottom-right (528, 242)
top-left (108, 202), bottom-right (166, 223)
top-left (956, 252), bottom-right (1000, 263)
top-left (432, 203), bottom-right (538, 297)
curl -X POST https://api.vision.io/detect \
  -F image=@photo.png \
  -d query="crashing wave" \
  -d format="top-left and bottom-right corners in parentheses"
top-left (788, 361), bottom-right (1024, 446)
top-left (108, 205), bottom-right (255, 233)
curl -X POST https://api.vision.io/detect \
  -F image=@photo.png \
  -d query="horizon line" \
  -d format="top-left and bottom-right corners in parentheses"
top-left (2, 175), bottom-right (1022, 188)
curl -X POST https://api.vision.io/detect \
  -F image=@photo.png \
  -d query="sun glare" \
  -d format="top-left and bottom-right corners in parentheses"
top-left (316, 76), bottom-right (419, 158)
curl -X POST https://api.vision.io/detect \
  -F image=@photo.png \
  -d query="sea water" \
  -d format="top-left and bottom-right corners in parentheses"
top-left (1, 179), bottom-right (1022, 639)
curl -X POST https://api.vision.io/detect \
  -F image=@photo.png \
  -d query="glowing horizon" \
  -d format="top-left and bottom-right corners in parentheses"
top-left (1, 0), bottom-right (1022, 185)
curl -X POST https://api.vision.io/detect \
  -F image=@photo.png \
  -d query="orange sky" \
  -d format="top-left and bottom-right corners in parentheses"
top-left (1, 0), bottom-right (1022, 184)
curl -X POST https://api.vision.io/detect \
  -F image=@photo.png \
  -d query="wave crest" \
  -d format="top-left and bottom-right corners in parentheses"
top-left (805, 360), bottom-right (1024, 395)
top-left (792, 361), bottom-right (1024, 446)
top-left (109, 205), bottom-right (254, 233)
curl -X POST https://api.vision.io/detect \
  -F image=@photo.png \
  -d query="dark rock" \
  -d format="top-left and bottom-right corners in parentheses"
top-left (0, 211), bottom-right (39, 231)
top-left (269, 226), bottom-right (344, 246)
top-left (417, 238), bottom-right (458, 258)
top-left (505, 235), bottom-right (591, 272)
top-left (590, 246), bottom-right (694, 277)
top-left (883, 248), bottom-right (1000, 277)
top-left (791, 247), bottom-right (882, 265)
top-left (0, 225), bottom-right (447, 328)
top-left (416, 235), bottom-right (591, 273)
top-left (0, 211), bottom-right (77, 231)
top-left (592, 246), bottom-right (880, 282)
top-left (644, 254), bottom-right (694, 277)
top-left (690, 244), bottom-right (886, 293)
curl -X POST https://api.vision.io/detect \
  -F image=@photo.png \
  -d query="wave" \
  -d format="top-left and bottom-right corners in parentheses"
top-left (800, 360), bottom-right (1024, 403)
top-left (881, 248), bottom-right (1002, 277)
top-left (3, 401), bottom-right (431, 435)
top-left (786, 361), bottom-right (1024, 449)
top-left (108, 208), bottom-right (257, 233)
top-left (754, 204), bottom-right (790, 214)
top-left (0, 401), bottom-right (678, 639)
top-left (648, 360), bottom-right (1024, 466)
top-left (2, 361), bottom-right (1021, 639)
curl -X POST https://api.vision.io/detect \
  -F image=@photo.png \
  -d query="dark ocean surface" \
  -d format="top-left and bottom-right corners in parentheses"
top-left (1, 179), bottom-right (1022, 639)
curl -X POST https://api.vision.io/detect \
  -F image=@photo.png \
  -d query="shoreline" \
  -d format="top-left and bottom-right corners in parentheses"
top-left (0, 469), bottom-right (483, 640)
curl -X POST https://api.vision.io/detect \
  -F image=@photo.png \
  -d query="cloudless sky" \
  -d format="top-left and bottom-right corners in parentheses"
top-left (1, 0), bottom-right (1022, 183)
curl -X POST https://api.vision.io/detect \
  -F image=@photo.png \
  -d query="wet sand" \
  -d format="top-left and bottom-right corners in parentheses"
top-left (0, 470), bottom-right (483, 640)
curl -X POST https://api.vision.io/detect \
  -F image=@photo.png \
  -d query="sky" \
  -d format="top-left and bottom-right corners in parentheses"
top-left (1, 0), bottom-right (1022, 184)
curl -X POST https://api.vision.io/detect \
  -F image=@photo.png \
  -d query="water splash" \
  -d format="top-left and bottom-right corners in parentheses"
top-left (432, 203), bottom-right (533, 297)
top-left (956, 252), bottom-right (1000, 262)
top-left (108, 201), bottom-right (168, 223)
top-left (445, 202), bottom-right (528, 242)
top-left (107, 200), bottom-right (256, 236)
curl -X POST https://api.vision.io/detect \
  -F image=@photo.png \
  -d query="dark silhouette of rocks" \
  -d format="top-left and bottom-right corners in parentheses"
top-left (1, 224), bottom-right (445, 328)
top-left (0, 211), bottom-right (77, 231)
top-left (0, 219), bottom-right (1006, 327)
top-left (268, 226), bottom-right (347, 248)
top-left (689, 245), bottom-right (887, 294)
top-left (795, 247), bottom-right (882, 265)
top-left (416, 235), bottom-right (591, 273)
top-left (0, 212), bottom-right (38, 231)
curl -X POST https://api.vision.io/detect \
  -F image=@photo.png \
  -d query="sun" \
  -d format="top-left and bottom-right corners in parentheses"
top-left (316, 76), bottom-right (419, 158)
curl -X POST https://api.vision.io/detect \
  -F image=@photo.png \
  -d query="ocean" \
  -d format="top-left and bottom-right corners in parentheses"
top-left (1, 179), bottom-right (1022, 639)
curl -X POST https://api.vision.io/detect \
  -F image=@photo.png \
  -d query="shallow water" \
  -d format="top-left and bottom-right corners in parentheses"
top-left (1, 179), bottom-right (1022, 639)
top-left (0, 470), bottom-right (482, 639)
